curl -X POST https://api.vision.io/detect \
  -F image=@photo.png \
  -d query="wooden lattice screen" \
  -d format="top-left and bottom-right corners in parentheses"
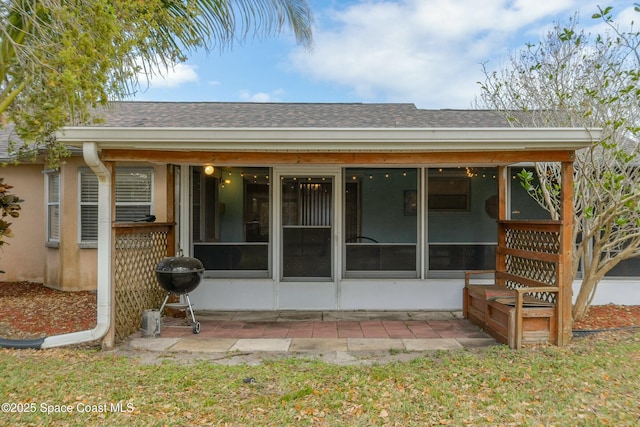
top-left (498, 221), bottom-right (562, 304)
top-left (113, 223), bottom-right (174, 342)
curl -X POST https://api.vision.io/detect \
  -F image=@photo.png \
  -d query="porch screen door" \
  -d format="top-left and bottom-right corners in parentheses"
top-left (281, 177), bottom-right (333, 279)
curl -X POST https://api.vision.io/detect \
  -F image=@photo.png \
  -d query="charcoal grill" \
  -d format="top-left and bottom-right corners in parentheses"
top-left (156, 255), bottom-right (204, 334)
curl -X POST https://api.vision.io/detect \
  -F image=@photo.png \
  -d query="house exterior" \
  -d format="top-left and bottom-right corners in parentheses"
top-left (1, 102), bottom-right (637, 317)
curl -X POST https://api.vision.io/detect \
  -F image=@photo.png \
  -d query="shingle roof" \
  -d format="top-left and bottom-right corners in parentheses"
top-left (92, 102), bottom-right (514, 128)
top-left (1, 102), bottom-right (525, 159)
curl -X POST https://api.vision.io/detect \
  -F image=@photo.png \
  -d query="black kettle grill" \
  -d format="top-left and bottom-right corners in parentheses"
top-left (156, 255), bottom-right (204, 334)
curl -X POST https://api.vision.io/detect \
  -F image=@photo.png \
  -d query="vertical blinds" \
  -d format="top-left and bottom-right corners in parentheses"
top-left (299, 182), bottom-right (332, 226)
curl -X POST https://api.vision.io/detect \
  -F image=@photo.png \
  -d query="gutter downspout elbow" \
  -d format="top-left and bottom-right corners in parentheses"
top-left (41, 142), bottom-right (112, 348)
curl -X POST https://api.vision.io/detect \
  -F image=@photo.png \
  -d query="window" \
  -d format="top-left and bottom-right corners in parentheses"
top-left (114, 168), bottom-right (154, 222)
top-left (79, 167), bottom-right (153, 243)
top-left (79, 170), bottom-right (98, 242)
top-left (46, 172), bottom-right (60, 243)
top-left (601, 236), bottom-right (640, 278)
top-left (605, 256), bottom-right (640, 277)
top-left (192, 166), bottom-right (270, 274)
top-left (427, 168), bottom-right (497, 272)
top-left (344, 168), bottom-right (418, 276)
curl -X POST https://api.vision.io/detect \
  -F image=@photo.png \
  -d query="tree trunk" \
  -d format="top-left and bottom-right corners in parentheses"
top-left (572, 275), bottom-right (599, 321)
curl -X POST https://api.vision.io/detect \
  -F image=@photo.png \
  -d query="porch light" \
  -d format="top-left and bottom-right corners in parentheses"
top-left (204, 165), bottom-right (215, 175)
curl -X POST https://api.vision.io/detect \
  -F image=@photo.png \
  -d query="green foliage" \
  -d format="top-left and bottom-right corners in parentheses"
top-left (0, 0), bottom-right (313, 167)
top-left (0, 178), bottom-right (21, 255)
top-left (516, 168), bottom-right (535, 192)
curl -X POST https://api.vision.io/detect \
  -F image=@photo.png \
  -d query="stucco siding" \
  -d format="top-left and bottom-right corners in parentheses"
top-left (0, 163), bottom-right (46, 282)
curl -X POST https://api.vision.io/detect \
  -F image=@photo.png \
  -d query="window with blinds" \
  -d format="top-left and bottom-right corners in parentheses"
top-left (79, 171), bottom-right (98, 242)
top-left (47, 173), bottom-right (60, 242)
top-left (79, 167), bottom-right (153, 242)
top-left (115, 168), bottom-right (153, 222)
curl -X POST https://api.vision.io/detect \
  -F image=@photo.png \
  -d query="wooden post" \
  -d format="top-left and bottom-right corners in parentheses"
top-left (496, 166), bottom-right (508, 285)
top-left (166, 165), bottom-right (176, 257)
top-left (558, 161), bottom-right (574, 346)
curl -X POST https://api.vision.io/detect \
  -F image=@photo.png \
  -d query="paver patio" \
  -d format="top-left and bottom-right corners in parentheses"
top-left (157, 311), bottom-right (490, 340)
top-left (126, 311), bottom-right (498, 354)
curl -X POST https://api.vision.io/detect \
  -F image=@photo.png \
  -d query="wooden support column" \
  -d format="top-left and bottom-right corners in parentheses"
top-left (558, 161), bottom-right (574, 346)
top-left (496, 166), bottom-right (508, 285)
top-left (166, 165), bottom-right (176, 257)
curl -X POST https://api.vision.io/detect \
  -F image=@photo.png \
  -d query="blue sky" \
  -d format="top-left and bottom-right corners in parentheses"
top-left (132, 0), bottom-right (635, 109)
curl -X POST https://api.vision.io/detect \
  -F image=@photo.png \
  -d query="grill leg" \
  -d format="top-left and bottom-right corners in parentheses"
top-left (159, 292), bottom-right (172, 315)
top-left (184, 293), bottom-right (200, 334)
top-left (184, 293), bottom-right (197, 324)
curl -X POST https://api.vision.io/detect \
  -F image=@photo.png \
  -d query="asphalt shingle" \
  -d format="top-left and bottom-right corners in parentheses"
top-left (91, 102), bottom-right (514, 128)
top-left (1, 102), bottom-right (522, 158)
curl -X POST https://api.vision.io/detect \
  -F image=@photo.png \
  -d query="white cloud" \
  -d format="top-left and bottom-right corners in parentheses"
top-left (145, 62), bottom-right (200, 89)
top-left (290, 0), bottom-right (617, 108)
top-left (239, 89), bottom-right (285, 102)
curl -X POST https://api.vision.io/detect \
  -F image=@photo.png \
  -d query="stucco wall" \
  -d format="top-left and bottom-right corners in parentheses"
top-left (0, 163), bottom-right (46, 283)
top-left (0, 159), bottom-right (169, 291)
top-left (51, 157), bottom-right (97, 291)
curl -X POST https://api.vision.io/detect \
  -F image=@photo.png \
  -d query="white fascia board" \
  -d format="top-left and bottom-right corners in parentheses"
top-left (57, 127), bottom-right (601, 152)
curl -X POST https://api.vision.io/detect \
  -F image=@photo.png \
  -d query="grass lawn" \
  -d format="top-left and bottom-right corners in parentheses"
top-left (1, 331), bottom-right (639, 426)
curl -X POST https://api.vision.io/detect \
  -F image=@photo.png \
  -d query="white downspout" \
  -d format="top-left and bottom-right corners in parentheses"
top-left (41, 142), bottom-right (112, 348)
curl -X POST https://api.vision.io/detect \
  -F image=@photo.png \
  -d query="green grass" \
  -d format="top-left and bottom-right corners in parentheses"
top-left (1, 332), bottom-right (639, 426)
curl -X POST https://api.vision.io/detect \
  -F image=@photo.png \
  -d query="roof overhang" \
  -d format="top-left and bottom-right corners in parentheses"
top-left (57, 127), bottom-right (601, 152)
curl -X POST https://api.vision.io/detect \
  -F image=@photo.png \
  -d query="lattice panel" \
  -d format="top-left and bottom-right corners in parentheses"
top-left (505, 228), bottom-right (560, 254)
top-left (114, 228), bottom-right (169, 342)
top-left (505, 255), bottom-right (557, 303)
top-left (505, 255), bottom-right (557, 285)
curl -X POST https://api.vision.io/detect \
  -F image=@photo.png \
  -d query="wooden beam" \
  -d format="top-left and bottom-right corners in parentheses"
top-left (559, 161), bottom-right (575, 346)
top-left (101, 149), bottom-right (577, 165)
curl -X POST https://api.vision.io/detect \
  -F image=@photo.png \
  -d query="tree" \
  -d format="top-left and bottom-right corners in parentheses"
top-left (477, 5), bottom-right (640, 321)
top-left (0, 0), bottom-right (313, 166)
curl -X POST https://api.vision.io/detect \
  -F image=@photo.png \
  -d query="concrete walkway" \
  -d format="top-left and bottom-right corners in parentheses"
top-left (125, 311), bottom-right (498, 354)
